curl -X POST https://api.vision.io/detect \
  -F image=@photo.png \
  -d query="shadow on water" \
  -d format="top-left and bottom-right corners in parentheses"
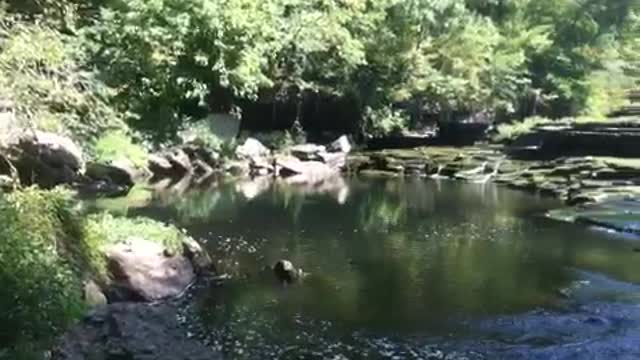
top-left (129, 176), bottom-right (640, 359)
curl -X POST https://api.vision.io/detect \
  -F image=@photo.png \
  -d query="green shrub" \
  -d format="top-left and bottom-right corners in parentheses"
top-left (179, 120), bottom-right (237, 155)
top-left (93, 130), bottom-right (149, 167)
top-left (0, 188), bottom-right (87, 357)
top-left (493, 116), bottom-right (553, 143)
top-left (0, 16), bottom-right (124, 142)
top-left (361, 106), bottom-right (410, 138)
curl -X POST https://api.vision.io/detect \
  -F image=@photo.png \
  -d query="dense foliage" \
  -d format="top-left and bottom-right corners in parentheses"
top-left (0, 188), bottom-right (86, 358)
top-left (2, 0), bottom-right (639, 140)
top-left (85, 0), bottom-right (640, 137)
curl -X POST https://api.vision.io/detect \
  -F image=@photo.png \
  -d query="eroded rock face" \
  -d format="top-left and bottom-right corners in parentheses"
top-left (51, 303), bottom-right (222, 360)
top-left (106, 238), bottom-right (195, 302)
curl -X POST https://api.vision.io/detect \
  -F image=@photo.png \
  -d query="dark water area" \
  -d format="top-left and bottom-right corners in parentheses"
top-left (131, 177), bottom-right (640, 359)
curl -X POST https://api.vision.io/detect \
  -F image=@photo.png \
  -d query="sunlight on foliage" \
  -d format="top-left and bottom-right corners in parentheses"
top-left (93, 130), bottom-right (149, 167)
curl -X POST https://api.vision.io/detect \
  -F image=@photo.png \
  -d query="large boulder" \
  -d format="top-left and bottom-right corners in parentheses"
top-left (181, 237), bottom-right (214, 274)
top-left (23, 131), bottom-right (84, 171)
top-left (3, 131), bottom-right (85, 187)
top-left (236, 138), bottom-right (270, 159)
top-left (51, 303), bottom-right (222, 360)
top-left (106, 238), bottom-right (195, 302)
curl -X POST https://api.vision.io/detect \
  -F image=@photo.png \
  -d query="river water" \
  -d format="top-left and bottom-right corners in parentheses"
top-left (132, 176), bottom-right (640, 359)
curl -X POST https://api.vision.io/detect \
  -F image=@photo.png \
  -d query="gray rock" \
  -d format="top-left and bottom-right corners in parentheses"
top-left (236, 138), bottom-right (270, 159)
top-left (289, 144), bottom-right (326, 161)
top-left (167, 149), bottom-right (192, 175)
top-left (327, 135), bottom-right (352, 153)
top-left (86, 162), bottom-right (135, 188)
top-left (318, 151), bottom-right (347, 169)
top-left (83, 280), bottom-right (107, 307)
top-left (106, 238), bottom-right (195, 302)
top-left (181, 237), bottom-right (214, 274)
top-left (51, 302), bottom-right (221, 360)
top-left (3, 130), bottom-right (85, 187)
top-left (225, 160), bottom-right (251, 176)
top-left (148, 154), bottom-right (173, 175)
top-left (273, 259), bottom-right (298, 284)
top-left (276, 156), bottom-right (336, 184)
top-left (249, 156), bottom-right (274, 175)
top-left (27, 131), bottom-right (84, 172)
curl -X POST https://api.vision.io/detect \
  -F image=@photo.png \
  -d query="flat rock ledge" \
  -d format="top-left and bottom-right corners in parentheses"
top-left (51, 302), bottom-right (222, 360)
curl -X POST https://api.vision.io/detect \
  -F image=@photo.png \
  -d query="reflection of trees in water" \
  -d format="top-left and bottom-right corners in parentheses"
top-left (151, 177), bottom-right (640, 337)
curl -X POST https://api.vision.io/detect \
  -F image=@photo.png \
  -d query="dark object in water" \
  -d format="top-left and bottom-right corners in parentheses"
top-left (633, 248), bottom-right (640, 253)
top-left (273, 259), bottom-right (298, 284)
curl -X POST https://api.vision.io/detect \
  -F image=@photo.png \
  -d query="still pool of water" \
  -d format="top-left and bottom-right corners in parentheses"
top-left (130, 176), bottom-right (640, 359)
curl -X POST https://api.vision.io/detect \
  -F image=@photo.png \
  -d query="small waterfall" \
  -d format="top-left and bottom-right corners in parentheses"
top-left (476, 158), bottom-right (504, 184)
top-left (431, 164), bottom-right (445, 179)
top-left (460, 161), bottom-right (488, 176)
top-left (492, 159), bottom-right (504, 176)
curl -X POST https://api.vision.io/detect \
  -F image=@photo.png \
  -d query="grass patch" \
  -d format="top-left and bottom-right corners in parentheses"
top-left (93, 130), bottom-right (149, 167)
top-left (86, 213), bottom-right (185, 258)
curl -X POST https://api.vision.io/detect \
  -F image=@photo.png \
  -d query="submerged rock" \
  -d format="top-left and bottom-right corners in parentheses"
top-left (181, 237), bottom-right (215, 274)
top-left (51, 302), bottom-right (221, 360)
top-left (106, 238), bottom-right (195, 302)
top-left (273, 259), bottom-right (308, 284)
top-left (273, 259), bottom-right (298, 284)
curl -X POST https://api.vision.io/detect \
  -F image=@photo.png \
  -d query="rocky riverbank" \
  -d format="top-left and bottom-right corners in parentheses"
top-left (345, 119), bottom-right (640, 236)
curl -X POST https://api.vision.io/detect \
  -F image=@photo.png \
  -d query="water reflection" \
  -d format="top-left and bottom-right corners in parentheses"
top-left (132, 177), bottom-right (640, 358)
